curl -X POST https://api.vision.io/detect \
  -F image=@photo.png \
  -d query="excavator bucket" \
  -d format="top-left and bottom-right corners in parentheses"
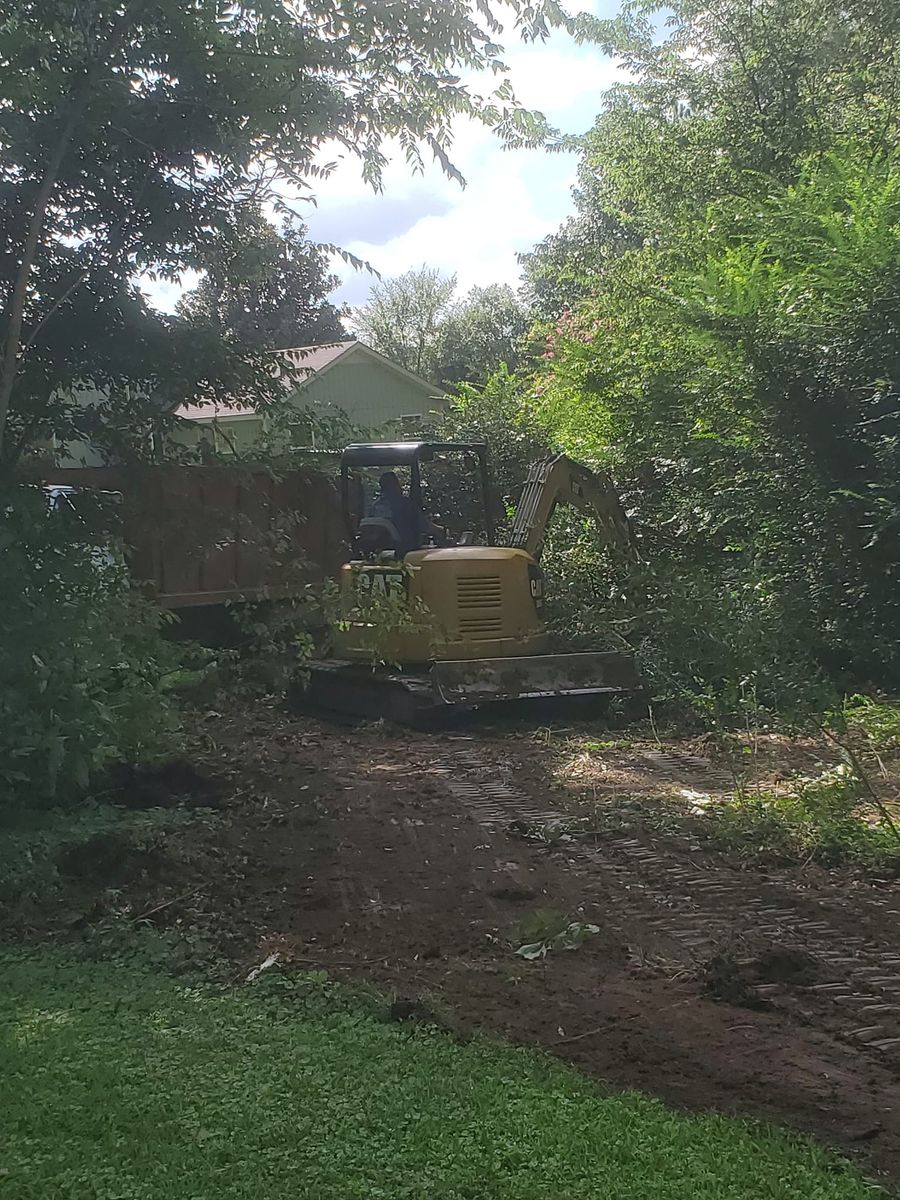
top-left (296, 651), bottom-right (643, 727)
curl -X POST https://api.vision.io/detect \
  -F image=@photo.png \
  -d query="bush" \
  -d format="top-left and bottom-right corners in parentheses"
top-left (705, 764), bottom-right (900, 869)
top-left (439, 369), bottom-right (843, 723)
top-left (0, 802), bottom-right (197, 909)
top-left (538, 519), bottom-right (839, 723)
top-left (0, 486), bottom-right (180, 812)
top-left (842, 695), bottom-right (900, 752)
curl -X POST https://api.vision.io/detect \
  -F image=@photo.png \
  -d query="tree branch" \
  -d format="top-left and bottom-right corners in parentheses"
top-left (0, 0), bottom-right (153, 472)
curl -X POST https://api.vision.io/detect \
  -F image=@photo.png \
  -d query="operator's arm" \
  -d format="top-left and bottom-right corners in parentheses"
top-left (418, 511), bottom-right (442, 538)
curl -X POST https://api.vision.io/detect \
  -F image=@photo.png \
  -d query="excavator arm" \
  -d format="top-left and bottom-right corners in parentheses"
top-left (508, 454), bottom-right (634, 560)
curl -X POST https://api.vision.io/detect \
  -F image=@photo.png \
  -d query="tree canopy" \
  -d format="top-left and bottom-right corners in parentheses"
top-left (460, 0), bottom-right (900, 713)
top-left (438, 284), bottom-right (531, 387)
top-left (353, 267), bottom-right (457, 381)
top-left (177, 210), bottom-right (345, 351)
top-left (354, 268), bottom-right (529, 387)
top-left (0, 0), bottom-right (563, 471)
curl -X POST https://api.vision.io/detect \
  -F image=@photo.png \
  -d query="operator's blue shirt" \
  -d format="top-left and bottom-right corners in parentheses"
top-left (369, 491), bottom-right (425, 555)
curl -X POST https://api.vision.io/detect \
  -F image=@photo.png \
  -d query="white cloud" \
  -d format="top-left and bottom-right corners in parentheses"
top-left (145, 7), bottom-right (623, 313)
top-left (301, 27), bottom-right (623, 303)
top-left (331, 139), bottom-right (575, 299)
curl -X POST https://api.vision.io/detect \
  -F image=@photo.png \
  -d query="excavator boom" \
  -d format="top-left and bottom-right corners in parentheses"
top-left (508, 454), bottom-right (633, 560)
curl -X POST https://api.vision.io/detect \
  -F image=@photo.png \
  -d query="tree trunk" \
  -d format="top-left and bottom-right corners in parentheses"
top-left (0, 106), bottom-right (83, 469)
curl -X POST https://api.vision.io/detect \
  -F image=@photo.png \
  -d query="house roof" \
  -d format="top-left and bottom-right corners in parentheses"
top-left (175, 340), bottom-right (446, 423)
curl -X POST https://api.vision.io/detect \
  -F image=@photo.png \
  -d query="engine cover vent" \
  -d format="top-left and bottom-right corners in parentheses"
top-left (456, 575), bottom-right (502, 610)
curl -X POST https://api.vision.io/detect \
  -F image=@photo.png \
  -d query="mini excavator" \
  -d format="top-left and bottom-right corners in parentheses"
top-left (299, 440), bottom-right (641, 723)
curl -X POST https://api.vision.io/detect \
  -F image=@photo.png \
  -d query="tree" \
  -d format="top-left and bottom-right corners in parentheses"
top-left (177, 209), bottom-right (346, 350)
top-left (525, 0), bottom-right (900, 313)
top-left (354, 270), bottom-right (530, 386)
top-left (437, 284), bottom-right (530, 386)
top-left (353, 267), bottom-right (457, 380)
top-left (0, 0), bottom-right (562, 471)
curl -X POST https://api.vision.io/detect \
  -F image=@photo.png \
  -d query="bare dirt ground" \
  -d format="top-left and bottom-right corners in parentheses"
top-left (59, 701), bottom-right (900, 1183)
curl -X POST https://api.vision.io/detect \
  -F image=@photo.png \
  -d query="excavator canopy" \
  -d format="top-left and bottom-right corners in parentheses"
top-left (340, 441), bottom-right (496, 547)
top-left (341, 441), bottom-right (489, 467)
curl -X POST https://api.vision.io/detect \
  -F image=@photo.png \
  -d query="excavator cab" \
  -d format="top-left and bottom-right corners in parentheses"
top-left (341, 441), bottom-right (496, 556)
top-left (299, 441), bottom-right (643, 724)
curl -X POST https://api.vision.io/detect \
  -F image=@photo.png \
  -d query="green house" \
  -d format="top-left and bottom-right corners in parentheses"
top-left (174, 340), bottom-right (448, 452)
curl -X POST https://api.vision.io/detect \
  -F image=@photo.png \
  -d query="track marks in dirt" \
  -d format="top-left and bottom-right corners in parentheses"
top-left (181, 705), bottom-right (900, 1183)
top-left (446, 741), bottom-right (900, 1060)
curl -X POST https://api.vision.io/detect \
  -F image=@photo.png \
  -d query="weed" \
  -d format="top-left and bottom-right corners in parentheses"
top-left (507, 818), bottom-right (580, 847)
top-left (704, 764), bottom-right (900, 869)
top-left (512, 908), bottom-right (601, 960)
top-left (1, 486), bottom-right (182, 810)
top-left (335, 574), bottom-right (447, 667)
top-left (842, 695), bottom-right (900, 753)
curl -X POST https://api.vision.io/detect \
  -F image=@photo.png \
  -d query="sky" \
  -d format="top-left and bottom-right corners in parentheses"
top-left (147, 2), bottom-right (622, 315)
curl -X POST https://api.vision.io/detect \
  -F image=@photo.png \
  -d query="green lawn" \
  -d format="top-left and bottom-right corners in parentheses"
top-left (0, 952), bottom-right (879, 1199)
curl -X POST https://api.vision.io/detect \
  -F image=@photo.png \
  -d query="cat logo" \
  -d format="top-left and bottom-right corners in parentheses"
top-left (355, 569), bottom-right (406, 600)
top-left (528, 565), bottom-right (545, 609)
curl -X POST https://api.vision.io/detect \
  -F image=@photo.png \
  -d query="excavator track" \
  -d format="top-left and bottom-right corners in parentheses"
top-left (295, 651), bottom-right (643, 727)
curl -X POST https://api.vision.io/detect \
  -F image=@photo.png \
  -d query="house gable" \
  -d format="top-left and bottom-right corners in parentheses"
top-left (293, 341), bottom-right (446, 399)
top-left (171, 339), bottom-right (447, 452)
top-left (292, 343), bottom-right (446, 434)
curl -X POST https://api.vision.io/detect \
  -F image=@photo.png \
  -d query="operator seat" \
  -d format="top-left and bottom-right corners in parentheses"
top-left (356, 516), bottom-right (401, 556)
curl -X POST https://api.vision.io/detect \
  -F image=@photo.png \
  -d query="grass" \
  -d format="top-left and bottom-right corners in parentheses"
top-left (1, 952), bottom-right (881, 1200)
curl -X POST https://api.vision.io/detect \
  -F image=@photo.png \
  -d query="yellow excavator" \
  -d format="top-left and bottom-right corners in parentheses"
top-left (300, 440), bottom-right (641, 723)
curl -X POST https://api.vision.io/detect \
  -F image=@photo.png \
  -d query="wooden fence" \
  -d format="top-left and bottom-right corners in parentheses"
top-left (45, 465), bottom-right (346, 607)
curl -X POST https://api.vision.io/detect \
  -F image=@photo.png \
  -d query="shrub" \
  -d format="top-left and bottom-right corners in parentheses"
top-left (842, 695), bottom-right (900, 752)
top-left (0, 486), bottom-right (180, 812)
top-left (538, 520), bottom-right (839, 723)
top-left (0, 802), bottom-right (196, 910)
top-left (706, 764), bottom-right (900, 869)
top-left (440, 368), bottom-right (843, 724)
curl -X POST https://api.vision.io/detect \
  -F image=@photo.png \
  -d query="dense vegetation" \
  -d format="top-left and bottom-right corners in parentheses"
top-left (0, 488), bottom-right (179, 812)
top-left (444, 0), bottom-right (900, 720)
top-left (176, 208), bottom-right (347, 351)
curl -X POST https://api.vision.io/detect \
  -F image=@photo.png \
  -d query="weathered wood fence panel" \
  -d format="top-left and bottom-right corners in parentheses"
top-left (45, 465), bottom-right (346, 607)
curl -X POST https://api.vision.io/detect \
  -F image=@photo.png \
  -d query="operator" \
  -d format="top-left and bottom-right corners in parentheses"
top-left (369, 471), bottom-right (440, 555)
